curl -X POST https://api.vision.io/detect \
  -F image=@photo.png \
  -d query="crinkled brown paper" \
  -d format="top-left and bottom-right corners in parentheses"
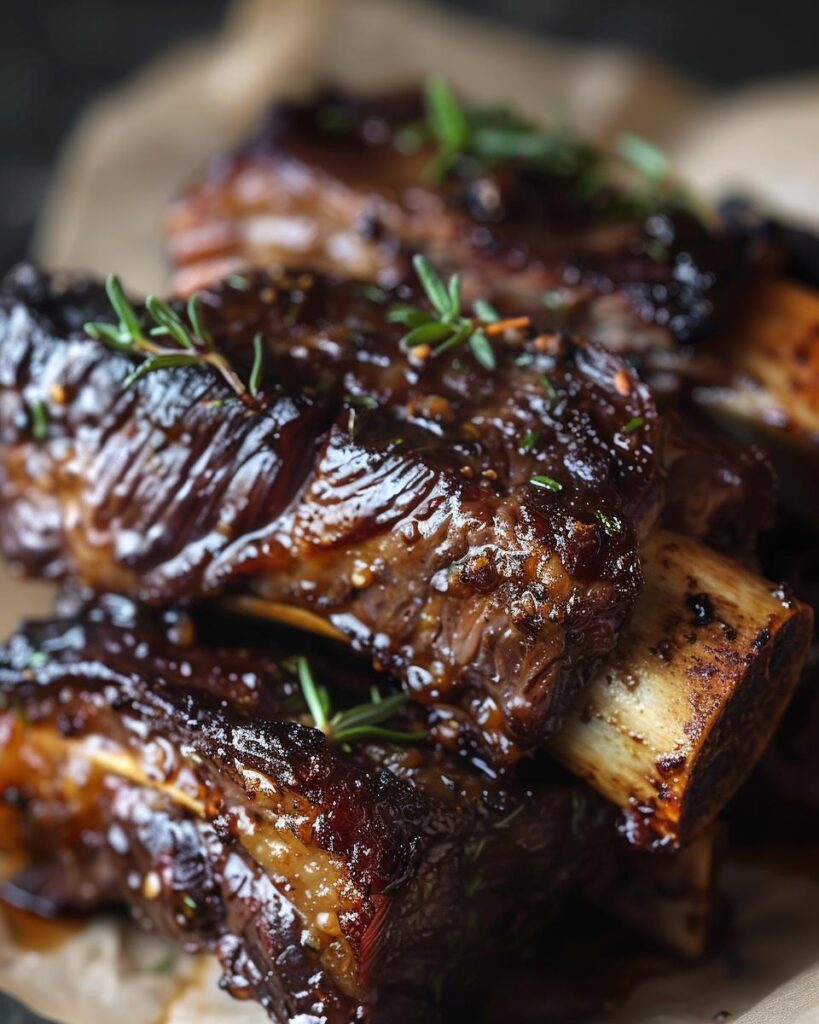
top-left (3, 1), bottom-right (819, 1020)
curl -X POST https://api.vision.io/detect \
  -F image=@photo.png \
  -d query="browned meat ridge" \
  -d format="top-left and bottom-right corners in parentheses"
top-left (163, 90), bottom-right (819, 527)
top-left (0, 264), bottom-right (661, 766)
top-left (0, 597), bottom-right (613, 1024)
top-left (0, 267), bottom-right (811, 843)
top-left (164, 90), bottom-right (746, 353)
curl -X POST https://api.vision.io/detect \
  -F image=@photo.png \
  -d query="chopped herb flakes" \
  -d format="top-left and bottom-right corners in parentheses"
top-left (30, 399), bottom-right (49, 441)
top-left (595, 510), bottom-right (623, 536)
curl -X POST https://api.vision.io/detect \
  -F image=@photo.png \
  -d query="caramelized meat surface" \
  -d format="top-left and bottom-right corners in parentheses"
top-left (661, 413), bottom-right (777, 561)
top-left (165, 90), bottom-right (745, 352)
top-left (0, 265), bottom-right (661, 763)
top-left (0, 598), bottom-right (613, 1022)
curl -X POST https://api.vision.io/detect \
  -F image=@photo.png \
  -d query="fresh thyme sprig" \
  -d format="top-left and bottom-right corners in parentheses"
top-left (388, 255), bottom-right (530, 371)
top-left (422, 76), bottom-right (595, 182)
top-left (297, 657), bottom-right (427, 747)
top-left (84, 275), bottom-right (265, 409)
top-left (416, 77), bottom-right (692, 216)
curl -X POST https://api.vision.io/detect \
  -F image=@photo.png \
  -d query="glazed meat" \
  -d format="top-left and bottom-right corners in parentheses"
top-left (164, 90), bottom-right (746, 353)
top-left (0, 264), bottom-right (661, 764)
top-left (661, 413), bottom-right (777, 562)
top-left (0, 597), bottom-right (613, 1022)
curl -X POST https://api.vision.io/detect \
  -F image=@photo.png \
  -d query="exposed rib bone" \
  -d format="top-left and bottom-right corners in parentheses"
top-left (229, 530), bottom-right (812, 845)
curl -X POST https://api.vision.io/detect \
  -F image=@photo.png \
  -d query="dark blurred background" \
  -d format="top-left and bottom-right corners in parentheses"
top-left (2, 0), bottom-right (819, 276)
top-left (0, 2), bottom-right (817, 1017)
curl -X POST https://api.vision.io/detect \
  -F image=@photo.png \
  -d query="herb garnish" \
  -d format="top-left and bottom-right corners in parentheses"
top-left (622, 416), bottom-right (645, 434)
top-left (422, 76), bottom-right (595, 182)
top-left (179, 893), bottom-right (199, 919)
top-left (618, 133), bottom-right (669, 183)
top-left (541, 376), bottom-right (557, 401)
top-left (361, 284), bottom-right (389, 305)
top-left (415, 77), bottom-right (692, 216)
top-left (388, 255), bottom-right (530, 370)
top-left (84, 275), bottom-right (263, 409)
top-left (346, 394), bottom-right (379, 410)
top-left (249, 333), bottom-right (265, 398)
top-left (226, 273), bottom-right (251, 291)
top-left (542, 289), bottom-right (569, 311)
top-left (595, 510), bottom-right (623, 536)
top-left (29, 399), bottom-right (49, 441)
top-left (520, 431), bottom-right (539, 452)
top-left (530, 474), bottom-right (562, 492)
top-left (25, 650), bottom-right (49, 670)
top-left (297, 657), bottom-right (426, 746)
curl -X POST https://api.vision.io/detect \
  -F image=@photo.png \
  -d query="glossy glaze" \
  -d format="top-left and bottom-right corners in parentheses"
top-left (165, 90), bottom-right (747, 353)
top-left (0, 597), bottom-right (613, 1022)
top-left (0, 264), bottom-right (661, 763)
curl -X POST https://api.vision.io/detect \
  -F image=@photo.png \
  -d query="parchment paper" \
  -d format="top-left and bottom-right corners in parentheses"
top-left (3, 1), bottom-right (819, 1020)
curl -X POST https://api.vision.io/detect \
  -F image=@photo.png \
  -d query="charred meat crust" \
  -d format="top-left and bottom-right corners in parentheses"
top-left (164, 89), bottom-right (747, 351)
top-left (0, 597), bottom-right (613, 1021)
top-left (0, 264), bottom-right (661, 763)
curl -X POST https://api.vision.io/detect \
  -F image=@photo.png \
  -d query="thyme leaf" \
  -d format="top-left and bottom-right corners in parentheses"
top-left (123, 353), bottom-right (202, 388)
top-left (424, 75), bottom-right (470, 158)
top-left (413, 253), bottom-right (453, 317)
top-left (530, 474), bottom-right (563, 492)
top-left (387, 305), bottom-right (434, 329)
top-left (473, 299), bottom-right (500, 323)
top-left (297, 656), bottom-right (330, 731)
top-left (226, 273), bottom-right (251, 291)
top-left (520, 430), bottom-right (539, 453)
top-left (249, 333), bottom-right (265, 397)
top-left (468, 330), bottom-right (495, 371)
top-left (30, 399), bottom-right (49, 441)
top-left (187, 294), bottom-right (213, 350)
top-left (403, 320), bottom-right (455, 348)
top-left (345, 394), bottom-right (379, 410)
top-left (618, 133), bottom-right (669, 183)
top-left (542, 376), bottom-right (557, 401)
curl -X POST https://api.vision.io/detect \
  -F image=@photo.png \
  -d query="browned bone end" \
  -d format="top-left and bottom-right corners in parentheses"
top-left (694, 278), bottom-right (819, 523)
top-left (227, 530), bottom-right (812, 846)
top-left (550, 530), bottom-right (812, 846)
